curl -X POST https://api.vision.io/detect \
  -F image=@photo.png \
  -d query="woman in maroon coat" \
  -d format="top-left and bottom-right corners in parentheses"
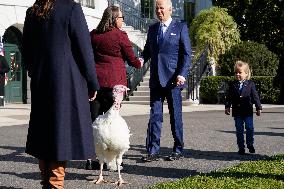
top-left (86, 5), bottom-right (143, 169)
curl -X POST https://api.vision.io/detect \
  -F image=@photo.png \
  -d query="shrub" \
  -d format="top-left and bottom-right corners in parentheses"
top-left (218, 41), bottom-right (279, 76)
top-left (200, 76), bottom-right (232, 104)
top-left (190, 7), bottom-right (240, 63)
top-left (200, 76), bottom-right (280, 104)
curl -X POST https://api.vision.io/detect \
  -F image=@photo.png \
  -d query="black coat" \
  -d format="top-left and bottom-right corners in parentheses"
top-left (0, 55), bottom-right (10, 96)
top-left (0, 55), bottom-right (9, 75)
top-left (22, 0), bottom-right (100, 161)
top-left (225, 80), bottom-right (262, 117)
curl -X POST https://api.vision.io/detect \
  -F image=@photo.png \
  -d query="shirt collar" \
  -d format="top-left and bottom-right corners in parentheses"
top-left (161, 17), bottom-right (172, 27)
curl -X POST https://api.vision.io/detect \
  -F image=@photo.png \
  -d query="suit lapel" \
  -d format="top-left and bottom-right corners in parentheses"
top-left (233, 81), bottom-right (240, 95)
top-left (158, 20), bottom-right (177, 48)
top-left (163, 19), bottom-right (176, 42)
top-left (154, 23), bottom-right (160, 47)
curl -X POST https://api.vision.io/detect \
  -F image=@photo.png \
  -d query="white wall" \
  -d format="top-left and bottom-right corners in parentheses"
top-left (0, 0), bottom-right (144, 48)
top-left (0, 0), bottom-right (107, 37)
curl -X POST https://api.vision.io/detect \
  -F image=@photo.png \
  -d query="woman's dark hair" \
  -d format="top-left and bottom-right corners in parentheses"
top-left (96, 6), bottom-right (120, 33)
top-left (31, 0), bottom-right (55, 19)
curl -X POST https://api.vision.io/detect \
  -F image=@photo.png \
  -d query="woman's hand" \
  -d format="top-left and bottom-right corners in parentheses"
top-left (89, 91), bottom-right (97, 101)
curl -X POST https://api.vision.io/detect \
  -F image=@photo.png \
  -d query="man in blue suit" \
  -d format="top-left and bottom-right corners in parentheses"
top-left (141, 0), bottom-right (191, 162)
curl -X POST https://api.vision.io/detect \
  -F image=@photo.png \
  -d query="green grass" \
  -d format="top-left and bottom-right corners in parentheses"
top-left (150, 154), bottom-right (284, 189)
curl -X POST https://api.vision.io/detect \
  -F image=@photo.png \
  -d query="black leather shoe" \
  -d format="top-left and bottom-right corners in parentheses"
top-left (91, 160), bottom-right (107, 170)
top-left (166, 152), bottom-right (183, 161)
top-left (85, 159), bottom-right (92, 170)
top-left (141, 154), bottom-right (160, 162)
top-left (238, 148), bottom-right (245, 155)
top-left (248, 146), bottom-right (255, 153)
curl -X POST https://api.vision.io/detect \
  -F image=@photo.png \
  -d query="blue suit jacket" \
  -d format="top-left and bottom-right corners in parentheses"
top-left (142, 20), bottom-right (191, 88)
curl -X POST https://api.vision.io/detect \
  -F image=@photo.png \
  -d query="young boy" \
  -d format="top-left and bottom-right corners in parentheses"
top-left (225, 61), bottom-right (262, 155)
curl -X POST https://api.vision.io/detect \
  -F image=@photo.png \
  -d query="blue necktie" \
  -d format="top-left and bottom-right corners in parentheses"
top-left (239, 82), bottom-right (243, 93)
top-left (158, 24), bottom-right (164, 44)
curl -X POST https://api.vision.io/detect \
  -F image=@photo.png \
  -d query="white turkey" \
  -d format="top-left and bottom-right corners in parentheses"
top-left (92, 85), bottom-right (130, 186)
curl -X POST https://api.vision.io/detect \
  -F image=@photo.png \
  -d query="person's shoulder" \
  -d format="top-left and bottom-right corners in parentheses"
top-left (148, 21), bottom-right (159, 29)
top-left (113, 28), bottom-right (128, 37)
top-left (246, 80), bottom-right (256, 85)
top-left (179, 20), bottom-right (189, 29)
top-left (61, 0), bottom-right (76, 5)
top-left (228, 80), bottom-right (237, 85)
top-left (25, 6), bottom-right (34, 17)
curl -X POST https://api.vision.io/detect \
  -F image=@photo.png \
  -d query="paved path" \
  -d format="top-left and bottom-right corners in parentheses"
top-left (0, 104), bottom-right (284, 188)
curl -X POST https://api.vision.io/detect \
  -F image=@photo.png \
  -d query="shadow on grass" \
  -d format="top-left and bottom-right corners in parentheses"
top-left (203, 155), bottom-right (284, 181)
top-left (207, 171), bottom-right (284, 181)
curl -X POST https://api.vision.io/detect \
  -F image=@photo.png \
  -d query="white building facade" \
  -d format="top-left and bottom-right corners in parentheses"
top-left (0, 0), bottom-right (212, 104)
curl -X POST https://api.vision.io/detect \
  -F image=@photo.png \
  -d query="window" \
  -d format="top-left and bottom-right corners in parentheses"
top-left (184, 1), bottom-right (195, 25)
top-left (141, 0), bottom-right (154, 18)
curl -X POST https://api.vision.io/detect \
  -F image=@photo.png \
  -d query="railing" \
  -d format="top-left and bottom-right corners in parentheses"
top-left (186, 46), bottom-right (211, 101)
top-left (108, 0), bottom-right (148, 32)
top-left (74, 0), bottom-right (95, 8)
top-left (125, 44), bottom-right (149, 100)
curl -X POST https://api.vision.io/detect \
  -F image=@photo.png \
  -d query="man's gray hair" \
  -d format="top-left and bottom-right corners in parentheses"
top-left (166, 0), bottom-right (172, 7)
top-left (156, 0), bottom-right (172, 8)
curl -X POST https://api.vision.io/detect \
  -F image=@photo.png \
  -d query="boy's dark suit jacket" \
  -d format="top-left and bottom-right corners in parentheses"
top-left (225, 80), bottom-right (262, 117)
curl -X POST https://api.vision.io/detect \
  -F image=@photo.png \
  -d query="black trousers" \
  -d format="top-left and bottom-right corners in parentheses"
top-left (89, 87), bottom-right (114, 122)
top-left (0, 75), bottom-right (5, 96)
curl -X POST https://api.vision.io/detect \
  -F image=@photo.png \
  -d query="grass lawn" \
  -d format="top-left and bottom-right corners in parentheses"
top-left (150, 154), bottom-right (284, 189)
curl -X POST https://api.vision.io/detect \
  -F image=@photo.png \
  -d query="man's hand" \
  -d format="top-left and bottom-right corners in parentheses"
top-left (89, 91), bottom-right (97, 101)
top-left (176, 75), bottom-right (185, 86)
top-left (139, 57), bottom-right (144, 68)
top-left (225, 108), bottom-right (230, 115)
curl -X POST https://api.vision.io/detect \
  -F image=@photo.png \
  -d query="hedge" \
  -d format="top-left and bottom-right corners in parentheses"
top-left (218, 41), bottom-right (279, 76)
top-left (200, 76), bottom-right (280, 104)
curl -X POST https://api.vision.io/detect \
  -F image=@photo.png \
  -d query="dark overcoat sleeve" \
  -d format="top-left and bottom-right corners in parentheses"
top-left (178, 22), bottom-right (191, 78)
top-left (69, 4), bottom-right (100, 91)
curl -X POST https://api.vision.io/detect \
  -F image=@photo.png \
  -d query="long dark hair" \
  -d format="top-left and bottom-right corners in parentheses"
top-left (96, 6), bottom-right (120, 33)
top-left (31, 0), bottom-right (55, 19)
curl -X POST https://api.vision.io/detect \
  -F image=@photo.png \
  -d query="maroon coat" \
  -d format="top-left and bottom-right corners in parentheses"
top-left (90, 27), bottom-right (141, 88)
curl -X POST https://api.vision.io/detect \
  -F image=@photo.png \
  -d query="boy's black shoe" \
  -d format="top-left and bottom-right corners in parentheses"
top-left (238, 148), bottom-right (245, 155)
top-left (248, 146), bottom-right (255, 153)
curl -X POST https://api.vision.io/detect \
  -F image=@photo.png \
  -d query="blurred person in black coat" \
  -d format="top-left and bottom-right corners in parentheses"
top-left (0, 54), bottom-right (10, 103)
top-left (22, 0), bottom-right (99, 188)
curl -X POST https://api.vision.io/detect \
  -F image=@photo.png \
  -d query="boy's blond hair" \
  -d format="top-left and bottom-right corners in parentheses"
top-left (234, 60), bottom-right (251, 79)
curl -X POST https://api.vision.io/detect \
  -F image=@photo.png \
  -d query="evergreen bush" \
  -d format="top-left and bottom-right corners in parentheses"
top-left (218, 41), bottom-right (279, 76)
top-left (200, 76), bottom-right (280, 104)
